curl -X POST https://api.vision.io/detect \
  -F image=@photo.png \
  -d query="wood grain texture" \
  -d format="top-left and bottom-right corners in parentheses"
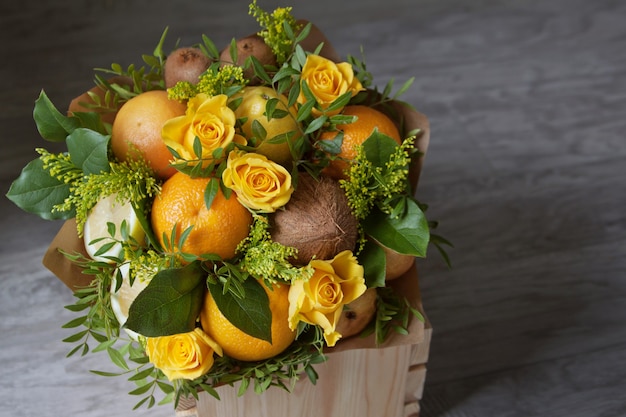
top-left (1, 0), bottom-right (625, 416)
top-left (196, 345), bottom-right (412, 417)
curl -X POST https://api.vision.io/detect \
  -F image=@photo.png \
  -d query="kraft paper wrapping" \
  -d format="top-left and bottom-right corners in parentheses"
top-left (41, 21), bottom-right (431, 352)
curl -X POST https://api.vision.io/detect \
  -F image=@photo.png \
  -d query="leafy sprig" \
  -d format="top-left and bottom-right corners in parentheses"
top-left (363, 287), bottom-right (425, 346)
top-left (249, 0), bottom-right (302, 65)
top-left (167, 63), bottom-right (248, 102)
top-left (237, 214), bottom-right (313, 285)
top-left (195, 324), bottom-right (327, 397)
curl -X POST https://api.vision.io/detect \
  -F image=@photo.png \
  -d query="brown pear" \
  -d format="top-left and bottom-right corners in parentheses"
top-left (335, 288), bottom-right (378, 339)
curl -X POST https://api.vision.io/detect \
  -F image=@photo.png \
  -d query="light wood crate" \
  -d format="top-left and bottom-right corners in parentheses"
top-left (174, 265), bottom-right (431, 417)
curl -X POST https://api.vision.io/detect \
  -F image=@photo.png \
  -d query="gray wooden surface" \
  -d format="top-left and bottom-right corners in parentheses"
top-left (1, 0), bottom-right (625, 416)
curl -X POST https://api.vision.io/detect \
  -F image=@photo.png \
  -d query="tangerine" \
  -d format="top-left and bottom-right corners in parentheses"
top-left (320, 105), bottom-right (402, 179)
top-left (151, 172), bottom-right (253, 260)
top-left (111, 90), bottom-right (186, 179)
top-left (200, 281), bottom-right (296, 361)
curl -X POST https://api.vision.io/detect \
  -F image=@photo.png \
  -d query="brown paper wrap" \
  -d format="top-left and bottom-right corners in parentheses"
top-left (42, 21), bottom-right (431, 353)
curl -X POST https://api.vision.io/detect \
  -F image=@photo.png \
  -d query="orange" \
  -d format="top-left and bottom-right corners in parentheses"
top-left (320, 105), bottom-right (402, 179)
top-left (151, 172), bottom-right (253, 260)
top-left (111, 90), bottom-right (186, 179)
top-left (200, 281), bottom-right (296, 361)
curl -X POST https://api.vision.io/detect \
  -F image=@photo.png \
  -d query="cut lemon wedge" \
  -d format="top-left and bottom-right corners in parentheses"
top-left (83, 193), bottom-right (145, 263)
top-left (110, 263), bottom-right (150, 340)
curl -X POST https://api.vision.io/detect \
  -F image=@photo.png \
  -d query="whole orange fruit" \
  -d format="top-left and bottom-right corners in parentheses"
top-left (200, 281), bottom-right (296, 361)
top-left (320, 105), bottom-right (402, 179)
top-left (151, 172), bottom-right (253, 260)
top-left (111, 90), bottom-right (186, 179)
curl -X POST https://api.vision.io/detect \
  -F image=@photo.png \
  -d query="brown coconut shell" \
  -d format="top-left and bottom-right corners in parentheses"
top-left (270, 174), bottom-right (358, 265)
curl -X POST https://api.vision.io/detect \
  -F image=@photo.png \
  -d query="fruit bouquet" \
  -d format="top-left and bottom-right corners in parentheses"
top-left (7, 1), bottom-right (448, 412)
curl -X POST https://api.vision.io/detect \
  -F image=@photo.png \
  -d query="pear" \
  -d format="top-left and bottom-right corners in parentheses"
top-left (335, 288), bottom-right (378, 339)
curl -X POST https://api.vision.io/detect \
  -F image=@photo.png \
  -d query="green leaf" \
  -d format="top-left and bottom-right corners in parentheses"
top-left (249, 56), bottom-right (272, 85)
top-left (294, 22), bottom-right (312, 44)
top-left (207, 278), bottom-right (272, 343)
top-left (71, 111), bottom-right (108, 134)
top-left (5, 158), bottom-right (74, 220)
top-left (204, 178), bottom-right (220, 210)
top-left (393, 77), bottom-right (415, 99)
top-left (33, 90), bottom-right (80, 142)
top-left (362, 130), bottom-right (401, 167)
top-left (364, 199), bottom-right (430, 257)
top-left (107, 347), bottom-right (130, 371)
top-left (62, 315), bottom-right (88, 329)
top-left (201, 34), bottom-right (220, 59)
top-left (228, 38), bottom-right (238, 64)
top-left (324, 91), bottom-right (353, 114)
top-left (304, 115), bottom-right (327, 135)
top-left (358, 240), bottom-right (386, 288)
top-left (251, 119), bottom-right (267, 141)
top-left (317, 131), bottom-right (343, 154)
top-left (66, 128), bottom-right (111, 175)
top-left (124, 262), bottom-right (206, 337)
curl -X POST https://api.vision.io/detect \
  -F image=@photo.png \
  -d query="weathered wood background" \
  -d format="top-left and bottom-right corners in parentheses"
top-left (1, 0), bottom-right (625, 416)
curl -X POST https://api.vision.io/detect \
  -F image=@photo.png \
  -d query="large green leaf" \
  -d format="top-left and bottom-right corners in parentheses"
top-left (358, 240), bottom-right (386, 288)
top-left (208, 278), bottom-right (272, 343)
top-left (5, 158), bottom-right (73, 220)
top-left (362, 130), bottom-right (401, 167)
top-left (125, 262), bottom-right (206, 337)
top-left (33, 90), bottom-right (80, 142)
top-left (364, 198), bottom-right (430, 257)
top-left (66, 128), bottom-right (111, 175)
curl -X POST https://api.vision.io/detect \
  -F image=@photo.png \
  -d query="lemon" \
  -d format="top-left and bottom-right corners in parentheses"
top-left (110, 263), bottom-right (150, 340)
top-left (233, 86), bottom-right (301, 166)
top-left (83, 193), bottom-right (145, 263)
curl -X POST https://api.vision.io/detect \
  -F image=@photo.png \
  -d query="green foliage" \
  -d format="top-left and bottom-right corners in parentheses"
top-left (208, 278), bottom-right (272, 342)
top-left (94, 27), bottom-right (169, 100)
top-left (125, 262), bottom-right (206, 337)
top-left (248, 0), bottom-right (301, 65)
top-left (340, 132), bottom-right (417, 220)
top-left (237, 215), bottom-right (312, 284)
top-left (363, 287), bottom-right (425, 346)
top-left (167, 63), bottom-right (248, 102)
top-left (9, 2), bottom-right (452, 412)
top-left (197, 325), bottom-right (327, 396)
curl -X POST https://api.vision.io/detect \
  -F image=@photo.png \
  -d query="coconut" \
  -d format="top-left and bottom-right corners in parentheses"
top-left (270, 174), bottom-right (358, 265)
top-left (164, 47), bottom-right (212, 88)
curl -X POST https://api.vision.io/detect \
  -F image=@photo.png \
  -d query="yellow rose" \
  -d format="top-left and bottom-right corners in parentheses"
top-left (288, 250), bottom-right (366, 346)
top-left (145, 328), bottom-right (223, 381)
top-left (298, 55), bottom-right (364, 116)
top-left (221, 150), bottom-right (294, 213)
top-left (162, 93), bottom-right (245, 165)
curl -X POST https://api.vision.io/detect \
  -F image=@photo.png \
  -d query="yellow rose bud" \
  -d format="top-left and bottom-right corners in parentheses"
top-left (288, 250), bottom-right (366, 346)
top-left (298, 55), bottom-right (364, 116)
top-left (162, 93), bottom-right (245, 165)
top-left (222, 150), bottom-right (294, 213)
top-left (145, 328), bottom-right (223, 381)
